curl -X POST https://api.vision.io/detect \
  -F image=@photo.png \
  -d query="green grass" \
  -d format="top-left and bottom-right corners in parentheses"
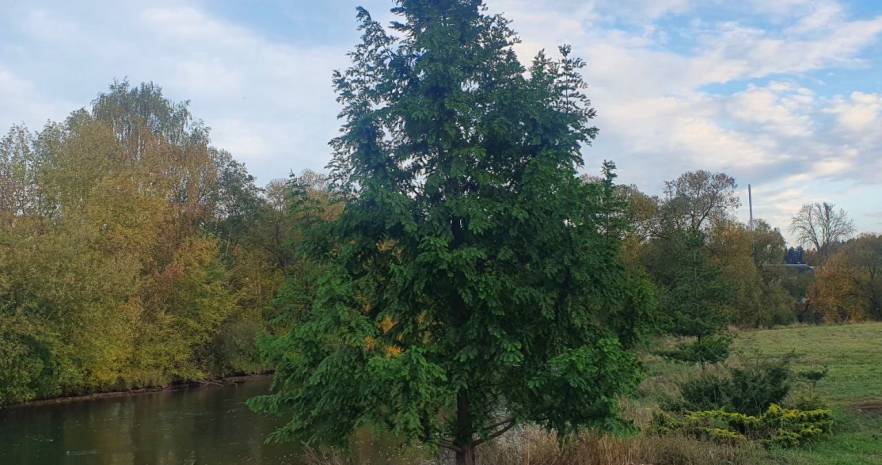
top-left (643, 323), bottom-right (882, 465)
top-left (734, 323), bottom-right (882, 465)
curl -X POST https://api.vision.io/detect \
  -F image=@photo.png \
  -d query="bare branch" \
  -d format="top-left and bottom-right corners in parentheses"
top-left (790, 202), bottom-right (855, 261)
top-left (482, 417), bottom-right (515, 431)
top-left (473, 420), bottom-right (517, 447)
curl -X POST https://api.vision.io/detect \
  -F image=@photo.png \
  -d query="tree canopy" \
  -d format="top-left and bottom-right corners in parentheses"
top-left (0, 81), bottom-right (285, 405)
top-left (791, 202), bottom-right (855, 264)
top-left (251, 2), bottom-right (655, 464)
top-left (810, 234), bottom-right (882, 322)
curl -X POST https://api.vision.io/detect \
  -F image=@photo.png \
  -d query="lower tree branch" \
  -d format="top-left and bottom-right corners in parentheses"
top-left (473, 419), bottom-right (517, 447)
top-left (483, 417), bottom-right (515, 431)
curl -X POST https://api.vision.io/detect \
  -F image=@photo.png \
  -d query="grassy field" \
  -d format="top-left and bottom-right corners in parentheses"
top-left (734, 323), bottom-right (882, 465)
top-left (638, 322), bottom-right (882, 465)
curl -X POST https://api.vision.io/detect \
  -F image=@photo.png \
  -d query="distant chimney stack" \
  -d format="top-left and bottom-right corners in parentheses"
top-left (748, 184), bottom-right (754, 231)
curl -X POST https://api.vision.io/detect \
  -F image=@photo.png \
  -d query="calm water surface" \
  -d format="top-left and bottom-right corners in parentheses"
top-left (0, 377), bottom-right (302, 465)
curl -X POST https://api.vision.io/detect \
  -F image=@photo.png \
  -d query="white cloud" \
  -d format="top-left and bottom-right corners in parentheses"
top-left (1, 0), bottom-right (881, 236)
top-left (826, 91), bottom-right (882, 132)
top-left (483, 0), bottom-right (882, 234)
top-left (133, 5), bottom-right (347, 172)
top-left (727, 84), bottom-right (814, 137)
top-left (1, 2), bottom-right (347, 178)
top-left (790, 2), bottom-right (845, 33)
top-left (0, 67), bottom-right (70, 129)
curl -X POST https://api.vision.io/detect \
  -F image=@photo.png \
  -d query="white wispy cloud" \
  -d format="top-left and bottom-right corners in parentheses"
top-left (1, 1), bottom-right (347, 179)
top-left (1, 0), bottom-right (880, 236)
top-left (492, 0), bottom-right (882, 234)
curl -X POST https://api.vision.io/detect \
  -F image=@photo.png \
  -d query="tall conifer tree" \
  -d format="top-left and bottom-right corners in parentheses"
top-left (253, 2), bottom-right (654, 463)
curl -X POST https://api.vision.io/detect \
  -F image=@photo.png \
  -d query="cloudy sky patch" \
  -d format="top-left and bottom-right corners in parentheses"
top-left (1, 0), bottom-right (880, 237)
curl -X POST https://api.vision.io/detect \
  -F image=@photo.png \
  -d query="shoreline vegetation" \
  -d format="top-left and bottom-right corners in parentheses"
top-left (0, 82), bottom-right (291, 407)
top-left (0, 372), bottom-right (272, 410)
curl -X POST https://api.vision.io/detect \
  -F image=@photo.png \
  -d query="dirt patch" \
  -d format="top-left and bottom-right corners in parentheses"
top-left (853, 401), bottom-right (882, 416)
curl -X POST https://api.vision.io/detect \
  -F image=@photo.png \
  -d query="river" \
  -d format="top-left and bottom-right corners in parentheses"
top-left (0, 377), bottom-right (303, 465)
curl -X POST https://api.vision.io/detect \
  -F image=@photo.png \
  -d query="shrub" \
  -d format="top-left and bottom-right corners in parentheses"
top-left (798, 366), bottom-right (829, 386)
top-left (673, 355), bottom-right (792, 415)
top-left (0, 316), bottom-right (63, 405)
top-left (792, 393), bottom-right (826, 411)
top-left (792, 366), bottom-right (828, 410)
top-left (675, 372), bottom-right (731, 412)
top-left (727, 359), bottom-right (791, 415)
top-left (661, 335), bottom-right (732, 364)
top-left (654, 404), bottom-right (833, 448)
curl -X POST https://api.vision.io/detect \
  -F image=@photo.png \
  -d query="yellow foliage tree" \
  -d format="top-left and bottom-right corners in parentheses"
top-left (810, 234), bottom-right (882, 322)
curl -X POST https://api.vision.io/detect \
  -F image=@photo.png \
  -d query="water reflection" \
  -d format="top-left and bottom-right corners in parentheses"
top-left (0, 377), bottom-right (301, 465)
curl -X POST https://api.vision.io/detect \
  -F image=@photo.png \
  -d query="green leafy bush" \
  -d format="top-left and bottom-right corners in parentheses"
top-left (0, 316), bottom-right (62, 404)
top-left (798, 366), bottom-right (829, 385)
top-left (792, 394), bottom-right (826, 411)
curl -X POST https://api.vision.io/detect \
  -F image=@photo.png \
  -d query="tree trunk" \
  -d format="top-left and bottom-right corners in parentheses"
top-left (454, 393), bottom-right (476, 465)
top-left (455, 444), bottom-right (475, 465)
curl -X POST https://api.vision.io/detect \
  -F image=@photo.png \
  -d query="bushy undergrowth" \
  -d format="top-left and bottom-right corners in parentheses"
top-left (654, 404), bottom-right (833, 448)
top-left (651, 351), bottom-right (832, 450)
top-left (670, 355), bottom-right (792, 415)
top-left (660, 334), bottom-right (733, 364)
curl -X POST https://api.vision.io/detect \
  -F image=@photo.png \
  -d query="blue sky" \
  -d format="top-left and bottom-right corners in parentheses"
top-left (1, 0), bottom-right (881, 238)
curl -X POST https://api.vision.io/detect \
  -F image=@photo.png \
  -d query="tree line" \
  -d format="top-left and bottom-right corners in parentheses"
top-left (2, 0), bottom-right (880, 461)
top-left (613, 170), bottom-right (880, 332)
top-left (1, 78), bottom-right (877, 438)
top-left (0, 82), bottom-right (336, 405)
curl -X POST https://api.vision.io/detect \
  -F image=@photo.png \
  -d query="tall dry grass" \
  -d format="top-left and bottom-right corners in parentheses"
top-left (475, 426), bottom-right (766, 465)
top-left (301, 425), bottom-right (768, 465)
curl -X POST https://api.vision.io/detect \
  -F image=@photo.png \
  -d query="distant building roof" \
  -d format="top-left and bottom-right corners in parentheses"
top-left (764, 263), bottom-right (815, 274)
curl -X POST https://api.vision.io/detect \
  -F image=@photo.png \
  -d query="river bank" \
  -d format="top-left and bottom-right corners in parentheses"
top-left (1, 372), bottom-right (273, 410)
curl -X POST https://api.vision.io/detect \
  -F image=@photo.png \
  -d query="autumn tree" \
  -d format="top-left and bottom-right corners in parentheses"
top-left (639, 170), bottom-right (741, 340)
top-left (751, 219), bottom-right (787, 268)
top-left (0, 81), bottom-right (279, 403)
top-left (707, 220), bottom-right (794, 327)
top-left (749, 220), bottom-right (796, 325)
top-left (251, 3), bottom-right (654, 464)
top-left (262, 170), bottom-right (344, 334)
top-left (0, 126), bottom-right (39, 221)
top-left (659, 170), bottom-right (740, 233)
top-left (810, 234), bottom-right (882, 322)
top-left (643, 173), bottom-right (798, 330)
top-left (790, 202), bottom-right (855, 264)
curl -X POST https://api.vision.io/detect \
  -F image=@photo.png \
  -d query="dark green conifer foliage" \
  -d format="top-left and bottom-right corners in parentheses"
top-left (658, 231), bottom-right (730, 339)
top-left (252, 2), bottom-right (654, 463)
